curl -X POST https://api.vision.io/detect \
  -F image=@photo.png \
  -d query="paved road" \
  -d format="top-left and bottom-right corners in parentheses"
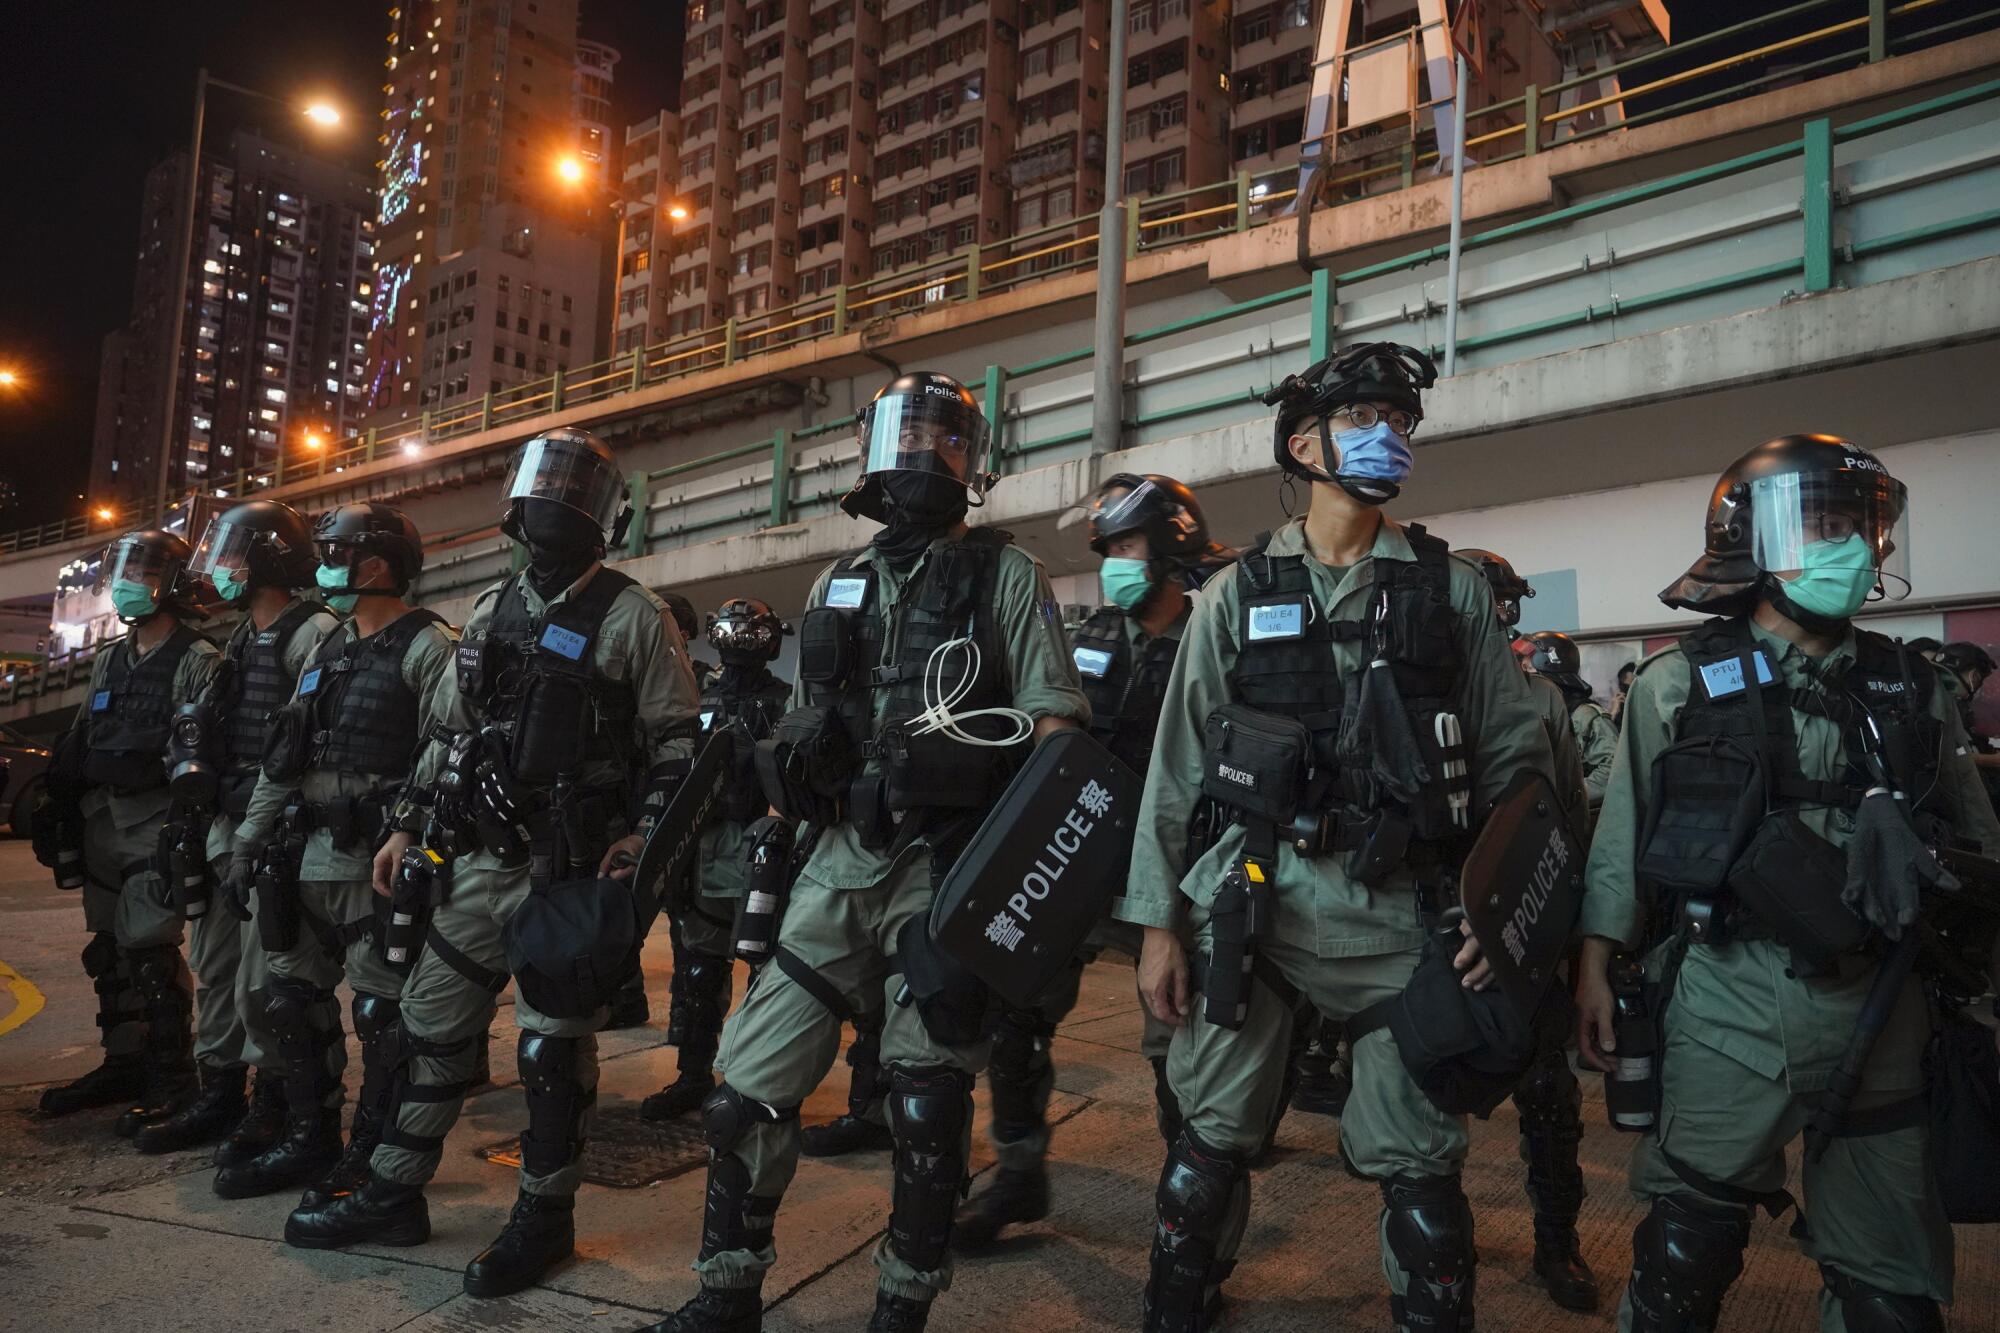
top-left (2, 836), bottom-right (1995, 1331)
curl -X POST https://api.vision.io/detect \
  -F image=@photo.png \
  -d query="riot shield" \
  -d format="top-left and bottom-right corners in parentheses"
top-left (930, 729), bottom-right (1142, 1008)
top-left (1459, 769), bottom-right (1584, 1020)
top-left (630, 730), bottom-right (733, 906)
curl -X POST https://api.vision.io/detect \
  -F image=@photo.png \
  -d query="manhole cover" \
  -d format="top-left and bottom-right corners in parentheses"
top-left (476, 1106), bottom-right (709, 1188)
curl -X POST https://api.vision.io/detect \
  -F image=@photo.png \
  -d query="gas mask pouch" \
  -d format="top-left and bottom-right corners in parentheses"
top-left (261, 698), bottom-right (311, 785)
top-left (1635, 734), bottom-right (1766, 899)
top-left (754, 704), bottom-right (857, 824)
top-left (1726, 810), bottom-right (1867, 971)
top-left (798, 604), bottom-right (858, 688)
top-left (1200, 704), bottom-right (1310, 825)
top-left (510, 671), bottom-right (594, 784)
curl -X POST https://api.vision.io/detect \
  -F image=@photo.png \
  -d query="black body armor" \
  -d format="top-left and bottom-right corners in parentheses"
top-left (296, 609), bottom-right (445, 779)
top-left (84, 624), bottom-right (208, 791)
top-left (217, 601), bottom-right (322, 814)
top-left (700, 667), bottom-right (791, 823)
top-left (1071, 607), bottom-right (1180, 773)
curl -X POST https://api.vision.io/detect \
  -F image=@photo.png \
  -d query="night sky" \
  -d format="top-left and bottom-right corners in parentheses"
top-left (0, 1), bottom-right (684, 532)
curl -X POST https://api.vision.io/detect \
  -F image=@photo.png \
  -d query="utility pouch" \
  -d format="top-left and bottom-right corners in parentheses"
top-left (894, 912), bottom-right (990, 1047)
top-left (755, 705), bottom-right (857, 823)
top-left (261, 700), bottom-right (311, 785)
top-left (1343, 807), bottom-right (1413, 886)
top-left (510, 674), bottom-right (593, 784)
top-left (879, 721), bottom-right (1004, 813)
top-left (798, 605), bottom-right (858, 688)
top-left (254, 843), bottom-right (301, 953)
top-left (1725, 810), bottom-right (1867, 970)
top-left (1200, 704), bottom-right (1310, 825)
top-left (1636, 734), bottom-right (1766, 898)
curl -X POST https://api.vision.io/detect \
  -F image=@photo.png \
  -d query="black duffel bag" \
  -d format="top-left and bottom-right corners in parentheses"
top-left (1928, 1004), bottom-right (2000, 1224)
top-left (502, 875), bottom-right (639, 1019)
top-left (1349, 923), bottom-right (1535, 1117)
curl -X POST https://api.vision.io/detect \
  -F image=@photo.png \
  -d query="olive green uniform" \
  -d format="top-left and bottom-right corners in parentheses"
top-left (191, 602), bottom-right (339, 1072)
top-left (1583, 623), bottom-right (2000, 1330)
top-left (66, 628), bottom-right (220, 1062)
top-left (698, 539), bottom-right (1088, 1303)
top-left (1571, 697), bottom-right (1617, 809)
top-left (234, 617), bottom-right (458, 1104)
top-left (1115, 517), bottom-right (1554, 1303)
top-left (1530, 673), bottom-right (1591, 826)
top-left (370, 569), bottom-right (699, 1199)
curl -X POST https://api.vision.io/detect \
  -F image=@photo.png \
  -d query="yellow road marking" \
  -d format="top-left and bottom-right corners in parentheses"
top-left (0, 959), bottom-right (47, 1036)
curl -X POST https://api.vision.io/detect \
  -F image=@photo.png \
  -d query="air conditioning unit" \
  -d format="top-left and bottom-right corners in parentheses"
top-left (789, 119), bottom-right (805, 131)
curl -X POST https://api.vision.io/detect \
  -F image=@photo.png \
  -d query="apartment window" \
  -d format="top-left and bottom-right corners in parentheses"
top-left (1281, 0), bottom-right (1311, 28)
top-left (954, 122), bottom-right (980, 153)
top-left (1129, 4), bottom-right (1153, 34)
top-left (1015, 194), bottom-right (1044, 230)
top-left (1153, 151), bottom-right (1185, 192)
top-left (1238, 12), bottom-right (1273, 44)
top-left (1160, 0), bottom-right (1187, 17)
top-left (1047, 187), bottom-right (1074, 221)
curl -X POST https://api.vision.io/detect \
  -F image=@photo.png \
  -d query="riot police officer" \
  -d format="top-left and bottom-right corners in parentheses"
top-left (641, 597), bottom-right (792, 1121)
top-left (212, 504), bottom-right (455, 1201)
top-left (1934, 641), bottom-right (2000, 810)
top-left (637, 371), bottom-right (1089, 1333)
top-left (1121, 343), bottom-right (1554, 1333)
top-left (284, 428), bottom-right (701, 1302)
top-left (956, 472), bottom-right (1225, 1249)
top-left (132, 501), bottom-right (339, 1158)
top-left (1525, 630), bottom-right (1617, 810)
top-left (1456, 548), bottom-right (1600, 1311)
top-left (1575, 435), bottom-right (2000, 1330)
top-left (35, 530), bottom-right (220, 1128)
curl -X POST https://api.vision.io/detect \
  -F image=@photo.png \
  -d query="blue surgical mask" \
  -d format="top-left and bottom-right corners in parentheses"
top-left (111, 579), bottom-right (159, 620)
top-left (1331, 420), bottom-right (1414, 503)
top-left (214, 569), bottom-right (250, 604)
top-left (315, 563), bottom-right (360, 614)
top-left (1099, 557), bottom-right (1155, 612)
top-left (1783, 534), bottom-right (1877, 621)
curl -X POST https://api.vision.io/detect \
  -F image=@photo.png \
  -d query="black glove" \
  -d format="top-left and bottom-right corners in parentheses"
top-left (218, 855), bottom-right (256, 923)
top-left (1843, 791), bottom-right (1959, 940)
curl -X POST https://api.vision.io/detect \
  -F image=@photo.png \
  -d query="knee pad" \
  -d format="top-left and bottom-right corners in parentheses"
top-left (125, 945), bottom-right (185, 1007)
top-left (1381, 1173), bottom-right (1477, 1331)
top-left (517, 1032), bottom-right (582, 1096)
top-left (518, 1033), bottom-right (591, 1177)
top-left (264, 977), bottom-right (329, 1041)
top-left (1820, 1266), bottom-right (1944, 1333)
top-left (701, 1082), bottom-right (799, 1156)
top-left (676, 950), bottom-right (732, 999)
top-left (351, 993), bottom-right (402, 1045)
top-left (1628, 1193), bottom-right (1750, 1332)
top-left (1157, 1130), bottom-right (1247, 1239)
top-left (886, 1065), bottom-right (972, 1273)
top-left (887, 1065), bottom-right (973, 1156)
top-left (1147, 1130), bottom-right (1247, 1323)
top-left (81, 932), bottom-right (119, 980)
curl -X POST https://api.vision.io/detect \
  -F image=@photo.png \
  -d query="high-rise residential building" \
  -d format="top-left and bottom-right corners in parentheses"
top-left (1226, 0), bottom-right (1318, 181)
top-left (575, 40), bottom-right (622, 185)
top-left (366, 0), bottom-right (615, 420)
top-left (89, 132), bottom-right (376, 517)
top-left (613, 111), bottom-right (682, 355)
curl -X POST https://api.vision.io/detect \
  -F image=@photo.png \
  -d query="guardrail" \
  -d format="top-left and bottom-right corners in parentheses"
top-left (31, 0), bottom-right (1963, 535)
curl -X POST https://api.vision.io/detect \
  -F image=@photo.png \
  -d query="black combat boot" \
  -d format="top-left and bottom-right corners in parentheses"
top-left (954, 1166), bottom-right (1050, 1249)
top-left (283, 1172), bottom-right (431, 1249)
top-left (299, 993), bottom-right (404, 1210)
top-left (1518, 1039), bottom-right (1598, 1312)
top-left (463, 1191), bottom-right (576, 1297)
top-left (631, 1285), bottom-right (763, 1333)
top-left (213, 1109), bottom-right (342, 1198)
top-left (133, 1063), bottom-right (247, 1154)
top-left (868, 1290), bottom-right (933, 1332)
top-left (214, 1068), bottom-right (286, 1168)
top-left (1290, 1018), bottom-right (1353, 1117)
top-left (213, 978), bottom-right (343, 1198)
top-left (642, 950), bottom-right (731, 1120)
top-left (41, 934), bottom-right (147, 1118)
top-left (800, 1112), bottom-right (894, 1156)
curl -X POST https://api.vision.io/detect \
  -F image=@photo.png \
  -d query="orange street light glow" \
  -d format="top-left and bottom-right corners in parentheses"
top-left (556, 156), bottom-right (586, 184)
top-left (304, 431), bottom-right (326, 451)
top-left (0, 370), bottom-right (18, 387)
top-left (95, 507), bottom-right (115, 522)
top-left (304, 103), bottom-right (342, 127)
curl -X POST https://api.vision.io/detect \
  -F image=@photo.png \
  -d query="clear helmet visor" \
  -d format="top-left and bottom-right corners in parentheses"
top-left (708, 616), bottom-right (778, 656)
top-left (1749, 471), bottom-right (1911, 601)
top-left (92, 536), bottom-right (181, 595)
top-left (1087, 478), bottom-right (1158, 542)
top-left (859, 393), bottom-right (992, 496)
top-left (504, 435), bottom-right (624, 530)
top-left (188, 518), bottom-right (262, 587)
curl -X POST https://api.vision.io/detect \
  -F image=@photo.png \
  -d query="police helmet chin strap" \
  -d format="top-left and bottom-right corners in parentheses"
top-left (908, 636), bottom-right (1034, 749)
top-left (610, 502), bottom-right (633, 549)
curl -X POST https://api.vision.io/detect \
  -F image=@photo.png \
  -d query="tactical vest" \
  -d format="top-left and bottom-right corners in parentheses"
top-left (805, 529), bottom-right (1023, 820)
top-left (218, 601), bottom-right (323, 809)
top-left (1071, 607), bottom-right (1180, 773)
top-left (701, 666), bottom-right (791, 823)
top-left (459, 568), bottom-right (640, 788)
top-left (1225, 523), bottom-right (1463, 845)
top-left (298, 609), bottom-right (446, 779)
top-left (1640, 617), bottom-right (1945, 895)
top-left (84, 623), bottom-right (208, 792)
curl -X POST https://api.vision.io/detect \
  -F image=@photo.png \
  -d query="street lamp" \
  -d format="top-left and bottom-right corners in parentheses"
top-left (303, 430), bottom-right (326, 451)
top-left (556, 155), bottom-right (587, 185)
top-left (0, 369), bottom-right (18, 388)
top-left (666, 202), bottom-right (690, 222)
top-left (151, 70), bottom-right (345, 526)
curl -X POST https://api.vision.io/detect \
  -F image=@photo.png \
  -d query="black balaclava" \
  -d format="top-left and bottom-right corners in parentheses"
top-left (517, 497), bottom-right (604, 596)
top-left (870, 473), bottom-right (969, 567)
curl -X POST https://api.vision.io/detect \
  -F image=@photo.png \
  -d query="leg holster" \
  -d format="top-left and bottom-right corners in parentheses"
top-left (125, 943), bottom-right (194, 1070)
top-left (886, 1064), bottom-right (973, 1274)
top-left (517, 1033), bottom-right (594, 1183)
top-left (987, 1004), bottom-right (1057, 1146)
top-left (1145, 1129), bottom-right (1246, 1330)
top-left (698, 1083), bottom-right (797, 1262)
top-left (667, 949), bottom-right (733, 1067)
top-left (1820, 1266), bottom-right (1943, 1333)
top-left (350, 993), bottom-right (404, 1148)
top-left (1381, 1172), bottom-right (1478, 1332)
top-left (1626, 1193), bottom-right (1751, 1333)
top-left (265, 976), bottom-right (341, 1118)
top-left (82, 932), bottom-right (135, 1043)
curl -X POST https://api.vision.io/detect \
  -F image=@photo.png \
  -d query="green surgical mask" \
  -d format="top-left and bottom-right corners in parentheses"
top-left (214, 569), bottom-right (250, 604)
top-left (1099, 557), bottom-right (1155, 612)
top-left (315, 563), bottom-right (360, 614)
top-left (1783, 534), bottom-right (1878, 621)
top-left (111, 579), bottom-right (159, 620)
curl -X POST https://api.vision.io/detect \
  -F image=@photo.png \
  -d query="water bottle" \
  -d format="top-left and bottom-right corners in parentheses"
top-left (1604, 952), bottom-right (1659, 1133)
top-left (734, 817), bottom-right (794, 964)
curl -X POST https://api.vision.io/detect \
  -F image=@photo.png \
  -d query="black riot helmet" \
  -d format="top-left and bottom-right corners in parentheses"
top-left (1086, 474), bottom-right (1230, 568)
top-left (500, 427), bottom-right (630, 547)
top-left (314, 503), bottom-right (424, 593)
top-left (840, 371), bottom-right (996, 524)
top-left (1454, 548), bottom-right (1535, 628)
top-left (191, 500), bottom-right (316, 597)
top-left (1661, 434), bottom-right (1910, 627)
top-left (706, 596), bottom-right (789, 666)
top-left (660, 591), bottom-right (700, 644)
top-left (1525, 631), bottom-right (1591, 700)
top-left (94, 528), bottom-right (202, 620)
top-left (1936, 642), bottom-right (1995, 694)
top-left (1262, 341), bottom-right (1436, 496)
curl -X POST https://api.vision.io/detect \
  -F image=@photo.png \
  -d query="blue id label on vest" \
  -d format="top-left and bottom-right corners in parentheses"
top-left (1073, 646), bottom-right (1113, 678)
top-left (297, 667), bottom-right (323, 696)
top-left (826, 577), bottom-right (869, 609)
top-left (91, 689), bottom-right (113, 713)
top-left (1698, 651), bottom-right (1774, 699)
top-left (1246, 602), bottom-right (1306, 642)
top-left (539, 623), bottom-right (589, 661)
top-left (701, 709), bottom-right (717, 729)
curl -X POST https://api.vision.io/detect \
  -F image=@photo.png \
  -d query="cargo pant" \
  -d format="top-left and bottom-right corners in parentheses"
top-left (264, 878), bottom-right (411, 1108)
top-left (1616, 1012), bottom-right (1952, 1331)
top-left (370, 857), bottom-right (607, 1199)
top-left (80, 807), bottom-right (189, 1058)
top-left (697, 855), bottom-right (985, 1303)
top-left (1168, 898), bottom-right (1467, 1306)
top-left (187, 849), bottom-right (272, 1071)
